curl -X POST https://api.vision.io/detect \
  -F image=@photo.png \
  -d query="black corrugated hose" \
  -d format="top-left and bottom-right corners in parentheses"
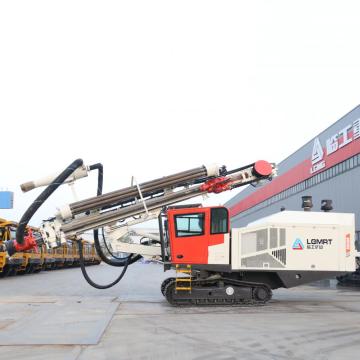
top-left (14, 158), bottom-right (140, 289)
top-left (16, 158), bottom-right (85, 245)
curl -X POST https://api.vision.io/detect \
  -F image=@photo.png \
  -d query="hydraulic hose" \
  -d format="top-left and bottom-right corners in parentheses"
top-left (101, 228), bottom-right (127, 260)
top-left (89, 163), bottom-right (104, 197)
top-left (89, 162), bottom-right (142, 267)
top-left (78, 241), bottom-right (130, 289)
top-left (78, 162), bottom-right (142, 289)
top-left (16, 158), bottom-right (84, 245)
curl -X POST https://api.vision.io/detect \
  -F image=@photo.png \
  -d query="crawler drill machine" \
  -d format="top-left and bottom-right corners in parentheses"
top-left (5, 159), bottom-right (356, 305)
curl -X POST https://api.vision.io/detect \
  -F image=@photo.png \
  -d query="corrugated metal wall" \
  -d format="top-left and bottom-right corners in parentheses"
top-left (230, 165), bottom-right (360, 229)
top-left (226, 105), bottom-right (360, 231)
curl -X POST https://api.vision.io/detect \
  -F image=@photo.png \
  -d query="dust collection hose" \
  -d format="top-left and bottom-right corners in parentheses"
top-left (13, 159), bottom-right (142, 289)
top-left (16, 158), bottom-right (84, 245)
top-left (14, 158), bottom-right (140, 288)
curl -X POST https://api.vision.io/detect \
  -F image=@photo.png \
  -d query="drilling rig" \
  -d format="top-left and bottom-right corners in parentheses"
top-left (5, 159), bottom-right (356, 306)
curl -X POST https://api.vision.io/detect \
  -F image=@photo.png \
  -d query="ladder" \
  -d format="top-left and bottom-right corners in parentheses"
top-left (175, 264), bottom-right (192, 293)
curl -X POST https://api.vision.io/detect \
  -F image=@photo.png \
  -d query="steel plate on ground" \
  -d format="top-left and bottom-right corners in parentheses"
top-left (0, 296), bottom-right (118, 345)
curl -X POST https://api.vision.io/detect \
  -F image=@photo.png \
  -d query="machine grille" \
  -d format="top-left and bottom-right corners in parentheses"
top-left (242, 229), bottom-right (268, 254)
top-left (241, 253), bottom-right (285, 268)
top-left (280, 228), bottom-right (286, 246)
top-left (272, 248), bottom-right (286, 265)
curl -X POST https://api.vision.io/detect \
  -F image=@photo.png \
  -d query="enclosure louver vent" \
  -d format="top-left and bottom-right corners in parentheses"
top-left (272, 249), bottom-right (286, 265)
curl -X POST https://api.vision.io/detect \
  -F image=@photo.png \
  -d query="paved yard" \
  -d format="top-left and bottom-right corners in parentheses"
top-left (1, 263), bottom-right (360, 359)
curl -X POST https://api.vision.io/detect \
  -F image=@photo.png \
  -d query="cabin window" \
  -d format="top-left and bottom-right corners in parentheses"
top-left (175, 213), bottom-right (205, 237)
top-left (210, 208), bottom-right (229, 234)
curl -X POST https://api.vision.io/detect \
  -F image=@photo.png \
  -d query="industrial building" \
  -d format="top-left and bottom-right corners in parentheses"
top-left (226, 105), bottom-right (360, 250)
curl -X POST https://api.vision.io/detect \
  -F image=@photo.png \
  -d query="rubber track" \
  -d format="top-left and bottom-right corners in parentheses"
top-left (164, 277), bottom-right (272, 306)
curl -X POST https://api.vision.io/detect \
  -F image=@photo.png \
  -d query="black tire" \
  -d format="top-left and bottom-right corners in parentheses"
top-left (9, 268), bottom-right (18, 276)
top-left (25, 265), bottom-right (33, 274)
top-left (0, 265), bottom-right (12, 277)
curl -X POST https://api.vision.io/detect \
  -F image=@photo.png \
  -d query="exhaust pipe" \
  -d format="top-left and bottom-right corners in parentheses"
top-left (302, 196), bottom-right (313, 211)
top-left (321, 199), bottom-right (333, 212)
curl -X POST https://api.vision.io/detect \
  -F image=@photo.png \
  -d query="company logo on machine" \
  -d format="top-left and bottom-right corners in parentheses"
top-left (310, 119), bottom-right (360, 174)
top-left (292, 238), bottom-right (304, 250)
top-left (306, 238), bottom-right (333, 250)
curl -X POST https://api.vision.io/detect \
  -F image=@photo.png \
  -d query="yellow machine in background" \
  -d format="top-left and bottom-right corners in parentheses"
top-left (0, 217), bottom-right (100, 278)
top-left (0, 218), bottom-right (24, 276)
top-left (0, 221), bottom-right (6, 274)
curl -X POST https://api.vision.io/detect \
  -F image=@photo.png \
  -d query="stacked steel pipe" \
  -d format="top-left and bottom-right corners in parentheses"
top-left (68, 166), bottom-right (210, 217)
top-left (60, 161), bottom-right (275, 236)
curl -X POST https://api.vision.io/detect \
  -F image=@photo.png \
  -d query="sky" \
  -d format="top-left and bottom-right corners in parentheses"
top-left (1, 1), bottom-right (360, 226)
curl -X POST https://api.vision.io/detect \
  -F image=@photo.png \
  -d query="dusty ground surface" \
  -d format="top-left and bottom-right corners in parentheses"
top-left (1, 262), bottom-right (360, 360)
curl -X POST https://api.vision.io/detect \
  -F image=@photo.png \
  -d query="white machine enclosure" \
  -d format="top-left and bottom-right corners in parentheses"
top-left (231, 211), bottom-right (356, 273)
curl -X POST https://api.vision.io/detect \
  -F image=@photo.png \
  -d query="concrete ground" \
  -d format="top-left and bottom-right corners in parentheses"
top-left (1, 263), bottom-right (360, 360)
